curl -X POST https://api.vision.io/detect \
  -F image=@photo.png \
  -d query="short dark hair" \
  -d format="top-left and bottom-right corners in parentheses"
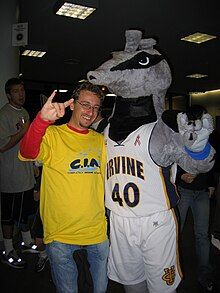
top-left (5, 78), bottom-right (24, 95)
top-left (72, 82), bottom-right (104, 102)
top-left (187, 104), bottom-right (207, 121)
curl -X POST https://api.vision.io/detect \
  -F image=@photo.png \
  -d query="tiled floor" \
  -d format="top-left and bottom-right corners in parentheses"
top-left (0, 210), bottom-right (219, 293)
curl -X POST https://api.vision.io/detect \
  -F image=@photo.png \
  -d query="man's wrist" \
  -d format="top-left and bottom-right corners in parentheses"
top-left (35, 112), bottom-right (55, 126)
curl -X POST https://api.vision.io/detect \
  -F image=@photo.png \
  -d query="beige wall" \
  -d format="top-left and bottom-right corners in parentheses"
top-left (171, 95), bottom-right (188, 111)
top-left (0, 0), bottom-right (19, 109)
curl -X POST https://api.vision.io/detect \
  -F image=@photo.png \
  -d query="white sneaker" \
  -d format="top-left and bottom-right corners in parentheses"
top-left (1, 250), bottom-right (26, 269)
top-left (21, 242), bottom-right (39, 254)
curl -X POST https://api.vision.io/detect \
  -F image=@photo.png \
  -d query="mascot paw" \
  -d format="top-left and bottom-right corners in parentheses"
top-left (201, 113), bottom-right (214, 133)
top-left (177, 112), bottom-right (214, 152)
top-left (177, 113), bottom-right (197, 146)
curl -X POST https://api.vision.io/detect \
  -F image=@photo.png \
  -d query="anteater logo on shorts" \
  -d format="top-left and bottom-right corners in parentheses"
top-left (162, 265), bottom-right (175, 285)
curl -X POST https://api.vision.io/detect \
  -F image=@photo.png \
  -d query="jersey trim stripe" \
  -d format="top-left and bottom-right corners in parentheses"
top-left (160, 166), bottom-right (179, 209)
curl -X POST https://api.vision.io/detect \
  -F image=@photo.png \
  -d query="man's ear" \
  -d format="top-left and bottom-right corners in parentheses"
top-left (6, 94), bottom-right (11, 101)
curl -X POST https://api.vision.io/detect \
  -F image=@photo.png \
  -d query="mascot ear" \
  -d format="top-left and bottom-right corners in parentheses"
top-left (124, 30), bottom-right (142, 52)
top-left (111, 51), bottom-right (122, 58)
top-left (139, 38), bottom-right (157, 50)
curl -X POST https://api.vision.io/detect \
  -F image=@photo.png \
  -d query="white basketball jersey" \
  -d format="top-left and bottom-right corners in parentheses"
top-left (104, 123), bottom-right (179, 217)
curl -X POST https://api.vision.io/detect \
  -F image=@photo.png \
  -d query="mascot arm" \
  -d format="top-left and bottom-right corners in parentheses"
top-left (150, 116), bottom-right (215, 174)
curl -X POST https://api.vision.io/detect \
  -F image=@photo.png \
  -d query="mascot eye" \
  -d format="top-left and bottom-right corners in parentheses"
top-left (138, 57), bottom-right (149, 66)
top-left (110, 51), bottom-right (164, 71)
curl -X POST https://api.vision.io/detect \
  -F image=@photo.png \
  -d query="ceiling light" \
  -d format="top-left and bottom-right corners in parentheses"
top-left (186, 73), bottom-right (208, 79)
top-left (54, 0), bottom-right (98, 20)
top-left (21, 50), bottom-right (46, 58)
top-left (55, 89), bottom-right (68, 92)
top-left (189, 92), bottom-right (205, 95)
top-left (181, 32), bottom-right (217, 44)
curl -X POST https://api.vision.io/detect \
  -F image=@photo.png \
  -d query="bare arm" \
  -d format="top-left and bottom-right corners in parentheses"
top-left (0, 120), bottom-right (30, 153)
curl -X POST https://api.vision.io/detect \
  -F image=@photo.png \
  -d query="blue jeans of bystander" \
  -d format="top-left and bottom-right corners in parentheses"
top-left (46, 240), bottom-right (109, 293)
top-left (178, 187), bottom-right (213, 286)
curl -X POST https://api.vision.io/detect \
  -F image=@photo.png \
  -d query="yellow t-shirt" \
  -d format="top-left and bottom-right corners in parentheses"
top-left (21, 124), bottom-right (107, 245)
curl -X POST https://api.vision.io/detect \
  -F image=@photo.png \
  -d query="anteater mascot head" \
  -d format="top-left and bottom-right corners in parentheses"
top-left (87, 29), bottom-right (171, 141)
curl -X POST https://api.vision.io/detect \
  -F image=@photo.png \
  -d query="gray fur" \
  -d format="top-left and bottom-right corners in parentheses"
top-left (87, 29), bottom-right (215, 174)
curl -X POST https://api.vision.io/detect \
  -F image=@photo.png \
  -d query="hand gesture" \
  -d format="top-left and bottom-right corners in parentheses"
top-left (208, 187), bottom-right (215, 198)
top-left (17, 119), bottom-right (30, 136)
top-left (181, 173), bottom-right (197, 183)
top-left (40, 91), bottom-right (74, 121)
top-left (34, 190), bottom-right (40, 201)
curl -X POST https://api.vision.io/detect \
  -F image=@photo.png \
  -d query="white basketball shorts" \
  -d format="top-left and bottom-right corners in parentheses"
top-left (108, 209), bottom-right (182, 293)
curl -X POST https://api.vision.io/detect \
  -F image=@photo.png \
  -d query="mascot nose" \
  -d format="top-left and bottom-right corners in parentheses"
top-left (189, 133), bottom-right (194, 140)
top-left (88, 75), bottom-right (96, 80)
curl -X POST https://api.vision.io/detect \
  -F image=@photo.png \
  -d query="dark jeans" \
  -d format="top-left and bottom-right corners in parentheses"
top-left (178, 187), bottom-right (213, 286)
top-left (213, 179), bottom-right (220, 240)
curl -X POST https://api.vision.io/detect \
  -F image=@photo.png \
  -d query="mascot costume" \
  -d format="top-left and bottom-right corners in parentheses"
top-left (87, 30), bottom-right (215, 293)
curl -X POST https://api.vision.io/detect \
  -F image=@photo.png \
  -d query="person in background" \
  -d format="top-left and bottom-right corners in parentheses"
top-left (176, 105), bottom-right (215, 292)
top-left (90, 94), bottom-right (114, 133)
top-left (209, 128), bottom-right (220, 250)
top-left (19, 82), bottom-right (109, 293)
top-left (211, 178), bottom-right (220, 249)
top-left (0, 78), bottom-right (38, 269)
top-left (91, 110), bottom-right (108, 133)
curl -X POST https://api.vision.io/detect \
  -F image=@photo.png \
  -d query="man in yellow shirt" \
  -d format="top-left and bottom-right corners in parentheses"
top-left (19, 82), bottom-right (108, 293)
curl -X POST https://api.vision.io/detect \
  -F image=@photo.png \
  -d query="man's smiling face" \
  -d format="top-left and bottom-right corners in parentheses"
top-left (69, 90), bottom-right (101, 130)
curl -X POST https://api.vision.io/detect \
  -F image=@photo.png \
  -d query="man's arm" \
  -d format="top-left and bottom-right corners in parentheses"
top-left (19, 113), bottom-right (53, 159)
top-left (20, 91), bottom-right (74, 159)
top-left (0, 120), bottom-right (29, 153)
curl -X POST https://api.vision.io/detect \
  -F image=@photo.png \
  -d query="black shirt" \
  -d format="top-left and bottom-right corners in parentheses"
top-left (176, 166), bottom-right (215, 191)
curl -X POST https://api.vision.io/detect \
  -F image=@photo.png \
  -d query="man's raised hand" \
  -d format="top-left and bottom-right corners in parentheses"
top-left (40, 91), bottom-right (74, 121)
